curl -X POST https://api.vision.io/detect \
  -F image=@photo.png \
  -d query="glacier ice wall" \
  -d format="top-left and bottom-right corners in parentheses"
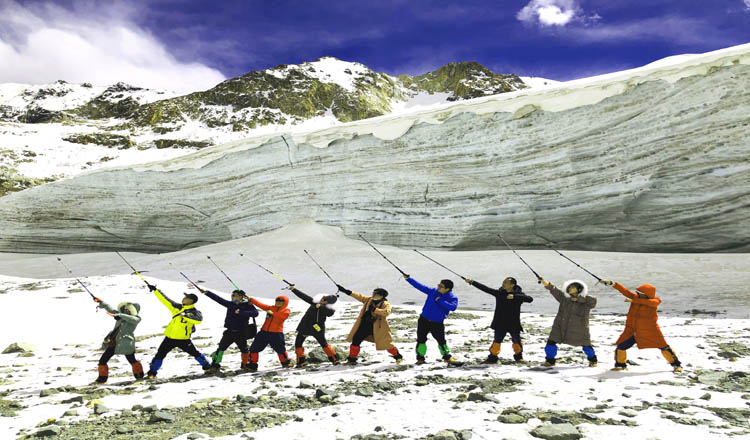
top-left (1, 53), bottom-right (749, 254)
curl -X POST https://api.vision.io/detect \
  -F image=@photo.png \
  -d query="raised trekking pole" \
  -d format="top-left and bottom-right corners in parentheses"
top-left (413, 249), bottom-right (466, 279)
top-left (206, 256), bottom-right (242, 291)
top-left (497, 234), bottom-right (543, 284)
top-left (239, 253), bottom-right (294, 287)
top-left (303, 249), bottom-right (340, 296)
top-left (358, 234), bottom-right (408, 276)
top-left (115, 251), bottom-right (151, 287)
top-left (167, 262), bottom-right (205, 293)
top-left (535, 233), bottom-right (603, 282)
top-left (56, 257), bottom-right (98, 301)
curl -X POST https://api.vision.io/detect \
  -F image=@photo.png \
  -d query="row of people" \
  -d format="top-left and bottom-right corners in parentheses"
top-left (91, 272), bottom-right (681, 383)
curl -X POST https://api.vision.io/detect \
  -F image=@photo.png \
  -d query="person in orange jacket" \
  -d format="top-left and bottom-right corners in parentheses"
top-left (247, 295), bottom-right (292, 371)
top-left (600, 280), bottom-right (682, 372)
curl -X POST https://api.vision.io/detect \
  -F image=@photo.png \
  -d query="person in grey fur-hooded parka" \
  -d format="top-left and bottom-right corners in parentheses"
top-left (540, 279), bottom-right (598, 366)
top-left (93, 298), bottom-right (144, 382)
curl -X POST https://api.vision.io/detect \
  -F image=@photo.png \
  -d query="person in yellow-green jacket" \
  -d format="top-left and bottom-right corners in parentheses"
top-left (145, 283), bottom-right (211, 378)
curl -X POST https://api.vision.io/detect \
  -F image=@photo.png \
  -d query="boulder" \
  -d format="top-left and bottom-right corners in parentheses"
top-left (530, 423), bottom-right (582, 440)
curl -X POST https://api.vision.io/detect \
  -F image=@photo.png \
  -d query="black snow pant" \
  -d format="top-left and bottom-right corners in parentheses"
top-left (295, 332), bottom-right (328, 348)
top-left (217, 329), bottom-right (249, 353)
top-left (416, 315), bottom-right (451, 360)
top-left (351, 321), bottom-right (375, 347)
top-left (99, 347), bottom-right (137, 365)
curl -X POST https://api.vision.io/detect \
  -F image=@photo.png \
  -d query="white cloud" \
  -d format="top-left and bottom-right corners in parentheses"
top-left (517, 0), bottom-right (581, 27)
top-left (0, 1), bottom-right (225, 93)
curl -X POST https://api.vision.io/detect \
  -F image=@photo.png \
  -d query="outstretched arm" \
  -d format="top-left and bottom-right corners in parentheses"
top-left (612, 282), bottom-right (637, 300)
top-left (236, 303), bottom-right (259, 318)
top-left (467, 280), bottom-right (500, 297)
top-left (542, 281), bottom-right (564, 303)
top-left (153, 287), bottom-right (181, 313)
top-left (249, 298), bottom-right (272, 311)
top-left (350, 291), bottom-right (369, 304)
top-left (405, 277), bottom-right (437, 295)
top-left (290, 287), bottom-right (314, 305)
top-left (205, 290), bottom-right (232, 308)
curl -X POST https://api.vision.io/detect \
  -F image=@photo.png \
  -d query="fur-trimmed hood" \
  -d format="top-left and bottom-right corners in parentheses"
top-left (117, 302), bottom-right (140, 316)
top-left (562, 280), bottom-right (589, 298)
top-left (312, 294), bottom-right (339, 312)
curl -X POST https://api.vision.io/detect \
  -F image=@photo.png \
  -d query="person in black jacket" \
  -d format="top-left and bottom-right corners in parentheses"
top-left (289, 285), bottom-right (339, 367)
top-left (200, 288), bottom-right (259, 371)
top-left (464, 276), bottom-right (533, 363)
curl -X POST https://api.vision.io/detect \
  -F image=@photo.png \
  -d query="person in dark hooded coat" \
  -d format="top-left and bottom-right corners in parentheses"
top-left (288, 285), bottom-right (340, 367)
top-left (540, 279), bottom-right (598, 367)
top-left (200, 288), bottom-right (259, 371)
top-left (464, 276), bottom-right (533, 363)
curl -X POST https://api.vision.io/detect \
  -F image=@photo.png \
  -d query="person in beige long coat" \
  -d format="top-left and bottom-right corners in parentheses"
top-left (336, 284), bottom-right (403, 364)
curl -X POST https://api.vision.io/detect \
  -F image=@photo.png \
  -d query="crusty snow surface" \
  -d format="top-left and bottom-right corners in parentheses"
top-left (1, 223), bottom-right (749, 439)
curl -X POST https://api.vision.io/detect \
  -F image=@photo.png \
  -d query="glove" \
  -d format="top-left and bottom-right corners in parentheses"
top-left (599, 280), bottom-right (614, 286)
top-left (402, 274), bottom-right (410, 279)
top-left (93, 297), bottom-right (102, 303)
top-left (146, 283), bottom-right (157, 292)
top-left (541, 280), bottom-right (550, 287)
top-left (463, 278), bottom-right (473, 284)
top-left (336, 284), bottom-right (352, 295)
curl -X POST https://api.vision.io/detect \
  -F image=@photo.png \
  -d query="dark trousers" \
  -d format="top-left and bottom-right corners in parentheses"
top-left (99, 347), bottom-right (137, 365)
top-left (493, 329), bottom-right (522, 344)
top-left (154, 337), bottom-right (203, 359)
top-left (217, 329), bottom-right (249, 353)
top-left (351, 321), bottom-right (375, 346)
top-left (295, 332), bottom-right (328, 348)
top-left (249, 331), bottom-right (287, 354)
top-left (417, 315), bottom-right (447, 345)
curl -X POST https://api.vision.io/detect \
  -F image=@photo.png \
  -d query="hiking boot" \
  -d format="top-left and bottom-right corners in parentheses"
top-left (611, 366), bottom-right (627, 371)
top-left (346, 357), bottom-right (358, 365)
top-left (248, 363), bottom-right (258, 372)
top-left (443, 357), bottom-right (459, 365)
top-left (543, 361), bottom-right (555, 367)
top-left (240, 363), bottom-right (253, 371)
top-left (513, 353), bottom-right (525, 363)
top-left (589, 361), bottom-right (598, 367)
top-left (281, 360), bottom-right (293, 368)
top-left (416, 359), bottom-right (427, 365)
top-left (94, 365), bottom-right (108, 384)
top-left (146, 371), bottom-right (158, 379)
top-left (673, 365), bottom-right (683, 373)
top-left (296, 357), bottom-right (307, 368)
top-left (328, 356), bottom-right (340, 365)
top-left (483, 354), bottom-right (499, 364)
top-left (392, 353), bottom-right (404, 363)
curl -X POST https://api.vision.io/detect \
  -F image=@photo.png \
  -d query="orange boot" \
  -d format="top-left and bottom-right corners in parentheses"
top-left (95, 365), bottom-right (108, 384)
top-left (323, 345), bottom-right (339, 365)
top-left (295, 347), bottom-right (307, 368)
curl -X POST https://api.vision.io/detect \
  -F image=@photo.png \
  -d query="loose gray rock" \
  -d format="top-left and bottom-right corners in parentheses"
top-left (467, 392), bottom-right (498, 403)
top-left (62, 410), bottom-right (78, 417)
top-left (2, 342), bottom-right (36, 354)
top-left (298, 380), bottom-right (313, 389)
top-left (700, 393), bottom-right (712, 400)
top-left (93, 403), bottom-right (109, 414)
top-left (356, 387), bottom-right (375, 397)
top-left (530, 423), bottom-right (582, 440)
top-left (149, 410), bottom-right (176, 423)
top-left (39, 389), bottom-right (58, 397)
top-left (34, 425), bottom-right (61, 437)
top-left (497, 414), bottom-right (526, 424)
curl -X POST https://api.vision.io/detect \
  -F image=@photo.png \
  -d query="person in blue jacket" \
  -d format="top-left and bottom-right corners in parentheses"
top-left (402, 274), bottom-right (459, 364)
top-left (200, 288), bottom-right (259, 371)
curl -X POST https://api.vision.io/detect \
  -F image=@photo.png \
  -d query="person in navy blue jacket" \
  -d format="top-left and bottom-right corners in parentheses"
top-left (402, 274), bottom-right (459, 364)
top-left (200, 288), bottom-right (259, 371)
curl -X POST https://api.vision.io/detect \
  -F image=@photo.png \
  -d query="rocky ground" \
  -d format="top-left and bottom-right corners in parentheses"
top-left (0, 274), bottom-right (749, 439)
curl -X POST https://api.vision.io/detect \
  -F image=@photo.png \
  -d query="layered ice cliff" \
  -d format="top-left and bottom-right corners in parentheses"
top-left (1, 44), bottom-right (749, 254)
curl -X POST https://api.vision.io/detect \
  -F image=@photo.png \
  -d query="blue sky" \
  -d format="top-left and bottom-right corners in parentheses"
top-left (1, 0), bottom-right (749, 92)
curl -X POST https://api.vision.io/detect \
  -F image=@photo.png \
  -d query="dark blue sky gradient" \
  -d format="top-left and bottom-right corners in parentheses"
top-left (23, 0), bottom-right (750, 80)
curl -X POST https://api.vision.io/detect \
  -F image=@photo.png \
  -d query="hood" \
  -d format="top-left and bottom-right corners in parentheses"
top-left (313, 293), bottom-right (339, 312)
top-left (562, 280), bottom-right (588, 298)
top-left (636, 284), bottom-right (656, 298)
top-left (117, 302), bottom-right (139, 316)
top-left (275, 295), bottom-right (290, 309)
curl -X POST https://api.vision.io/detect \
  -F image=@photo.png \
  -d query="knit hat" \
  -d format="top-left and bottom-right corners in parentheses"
top-left (636, 284), bottom-right (656, 298)
top-left (440, 279), bottom-right (454, 290)
top-left (184, 293), bottom-right (199, 303)
top-left (373, 288), bottom-right (389, 298)
top-left (325, 294), bottom-right (338, 304)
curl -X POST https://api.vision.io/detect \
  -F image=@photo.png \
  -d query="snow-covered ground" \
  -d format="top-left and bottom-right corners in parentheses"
top-left (1, 271), bottom-right (748, 439)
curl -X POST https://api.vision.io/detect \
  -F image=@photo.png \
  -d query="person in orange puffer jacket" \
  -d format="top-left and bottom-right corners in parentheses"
top-left (247, 295), bottom-right (292, 371)
top-left (600, 280), bottom-right (682, 372)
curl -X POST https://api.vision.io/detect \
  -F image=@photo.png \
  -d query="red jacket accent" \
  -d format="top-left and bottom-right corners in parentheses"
top-left (614, 282), bottom-right (667, 349)
top-left (250, 296), bottom-right (290, 333)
